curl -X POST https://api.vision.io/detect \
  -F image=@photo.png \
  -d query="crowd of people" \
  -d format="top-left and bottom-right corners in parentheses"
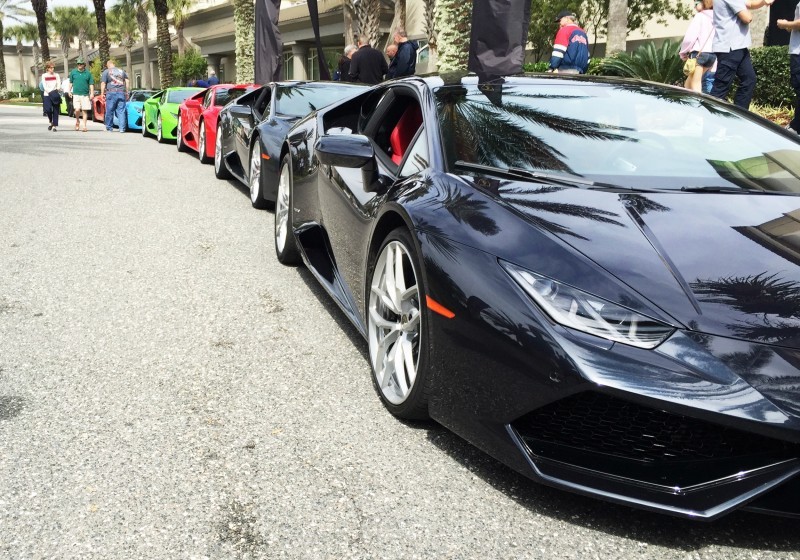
top-left (40, 58), bottom-right (130, 133)
top-left (334, 27), bottom-right (418, 84)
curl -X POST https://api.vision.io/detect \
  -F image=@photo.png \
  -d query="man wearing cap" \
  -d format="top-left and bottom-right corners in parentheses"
top-left (69, 57), bottom-right (95, 132)
top-left (548, 10), bottom-right (590, 74)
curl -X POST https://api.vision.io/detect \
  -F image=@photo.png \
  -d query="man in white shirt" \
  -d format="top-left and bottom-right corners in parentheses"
top-left (710, 0), bottom-right (774, 109)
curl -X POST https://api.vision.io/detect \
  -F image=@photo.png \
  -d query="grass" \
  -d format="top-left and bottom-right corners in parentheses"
top-left (751, 103), bottom-right (794, 127)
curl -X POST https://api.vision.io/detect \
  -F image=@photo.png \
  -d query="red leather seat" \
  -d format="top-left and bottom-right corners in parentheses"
top-left (389, 104), bottom-right (423, 164)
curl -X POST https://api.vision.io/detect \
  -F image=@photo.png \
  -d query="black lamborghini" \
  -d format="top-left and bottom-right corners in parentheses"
top-left (273, 74), bottom-right (800, 520)
top-left (213, 81), bottom-right (366, 208)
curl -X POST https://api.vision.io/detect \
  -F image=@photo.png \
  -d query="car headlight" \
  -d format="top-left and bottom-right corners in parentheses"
top-left (501, 261), bottom-right (674, 349)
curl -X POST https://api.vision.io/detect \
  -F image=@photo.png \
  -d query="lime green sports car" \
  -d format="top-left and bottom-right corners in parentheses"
top-left (141, 87), bottom-right (204, 142)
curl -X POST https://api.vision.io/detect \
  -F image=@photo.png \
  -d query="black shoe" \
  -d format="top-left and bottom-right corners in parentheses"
top-left (48, 124), bottom-right (53, 130)
top-left (52, 127), bottom-right (57, 132)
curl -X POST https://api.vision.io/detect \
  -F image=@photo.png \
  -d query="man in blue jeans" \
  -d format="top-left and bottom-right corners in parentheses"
top-left (100, 60), bottom-right (130, 132)
top-left (710, 0), bottom-right (774, 109)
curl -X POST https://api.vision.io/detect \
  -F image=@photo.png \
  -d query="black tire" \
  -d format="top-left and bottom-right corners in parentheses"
top-left (214, 125), bottom-right (232, 179)
top-left (249, 142), bottom-right (269, 209)
top-left (141, 113), bottom-right (150, 138)
top-left (198, 121), bottom-right (212, 164)
top-left (176, 113), bottom-right (188, 152)
top-left (366, 228), bottom-right (431, 420)
top-left (274, 155), bottom-right (301, 265)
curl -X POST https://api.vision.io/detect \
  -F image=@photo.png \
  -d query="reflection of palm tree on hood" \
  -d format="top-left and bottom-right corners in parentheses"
top-left (693, 273), bottom-right (800, 344)
top-left (437, 88), bottom-right (632, 173)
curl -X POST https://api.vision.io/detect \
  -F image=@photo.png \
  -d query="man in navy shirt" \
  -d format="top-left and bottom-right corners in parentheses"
top-left (392, 28), bottom-right (418, 78)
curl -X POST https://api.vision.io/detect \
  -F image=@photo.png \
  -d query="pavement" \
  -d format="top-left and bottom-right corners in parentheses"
top-left (0, 104), bottom-right (798, 559)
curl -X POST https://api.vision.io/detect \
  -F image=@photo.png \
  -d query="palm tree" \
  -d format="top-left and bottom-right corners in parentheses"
top-left (30, 0), bottom-right (50, 66)
top-left (4, 22), bottom-right (38, 87)
top-left (169, 0), bottom-right (194, 57)
top-left (71, 6), bottom-right (95, 62)
top-left (49, 6), bottom-right (79, 76)
top-left (422, 0), bottom-right (436, 65)
top-left (342, 0), bottom-right (355, 45)
top-left (93, 0), bottom-right (110, 64)
top-left (108, 0), bottom-right (139, 77)
top-left (0, 0), bottom-right (34, 90)
top-left (153, 0), bottom-right (172, 86)
top-left (233, 0), bottom-right (253, 83)
top-left (136, 0), bottom-right (152, 88)
top-left (355, 0), bottom-right (381, 47)
top-left (434, 0), bottom-right (470, 72)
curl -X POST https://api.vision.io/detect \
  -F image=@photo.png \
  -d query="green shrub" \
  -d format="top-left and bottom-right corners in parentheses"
top-left (749, 46), bottom-right (793, 107)
top-left (173, 49), bottom-right (208, 85)
top-left (595, 40), bottom-right (684, 85)
top-left (523, 61), bottom-right (550, 73)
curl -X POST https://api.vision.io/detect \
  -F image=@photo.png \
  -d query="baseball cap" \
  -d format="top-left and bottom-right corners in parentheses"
top-left (76, 57), bottom-right (85, 64)
top-left (555, 10), bottom-right (576, 22)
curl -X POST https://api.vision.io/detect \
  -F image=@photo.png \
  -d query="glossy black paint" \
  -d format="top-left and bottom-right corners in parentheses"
top-left (215, 81), bottom-right (366, 204)
top-left (278, 74), bottom-right (800, 520)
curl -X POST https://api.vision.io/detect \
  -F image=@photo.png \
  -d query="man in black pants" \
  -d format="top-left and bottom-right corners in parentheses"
top-left (349, 35), bottom-right (388, 85)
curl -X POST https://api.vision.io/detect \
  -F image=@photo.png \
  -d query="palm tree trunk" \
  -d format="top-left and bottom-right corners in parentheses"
top-left (605, 0), bottom-right (628, 55)
top-left (153, 0), bottom-right (172, 86)
top-left (343, 0), bottom-right (356, 45)
top-left (32, 41), bottom-right (41, 85)
top-left (61, 44), bottom-right (70, 76)
top-left (93, 0), bottom-right (110, 64)
top-left (17, 41), bottom-right (26, 85)
top-left (31, 0), bottom-right (50, 64)
top-left (126, 46), bottom-right (133, 78)
top-left (0, 20), bottom-right (6, 90)
top-left (137, 4), bottom-right (152, 88)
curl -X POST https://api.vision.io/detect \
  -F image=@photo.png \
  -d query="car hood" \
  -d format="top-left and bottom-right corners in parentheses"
top-left (487, 181), bottom-right (800, 347)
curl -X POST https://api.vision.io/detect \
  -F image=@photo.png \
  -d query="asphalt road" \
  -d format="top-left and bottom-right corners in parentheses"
top-left (0, 104), bottom-right (798, 559)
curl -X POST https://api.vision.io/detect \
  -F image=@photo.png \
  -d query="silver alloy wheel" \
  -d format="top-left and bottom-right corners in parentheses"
top-left (141, 113), bottom-right (147, 136)
top-left (199, 122), bottom-right (206, 159)
top-left (368, 240), bottom-right (422, 405)
top-left (215, 129), bottom-right (223, 173)
top-left (275, 161), bottom-right (290, 253)
top-left (176, 115), bottom-right (182, 149)
top-left (157, 115), bottom-right (162, 141)
top-left (249, 144), bottom-right (261, 205)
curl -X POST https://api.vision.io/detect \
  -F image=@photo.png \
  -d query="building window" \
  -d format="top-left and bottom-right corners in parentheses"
top-left (307, 49), bottom-right (319, 80)
top-left (219, 64), bottom-right (225, 83)
top-left (135, 73), bottom-right (141, 88)
top-left (283, 52), bottom-right (294, 80)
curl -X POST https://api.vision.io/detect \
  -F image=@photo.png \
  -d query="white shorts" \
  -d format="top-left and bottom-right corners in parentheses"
top-left (73, 95), bottom-right (91, 111)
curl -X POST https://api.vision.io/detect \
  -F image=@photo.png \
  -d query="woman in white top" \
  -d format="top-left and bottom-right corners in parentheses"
top-left (680, 0), bottom-right (717, 93)
top-left (40, 61), bottom-right (62, 131)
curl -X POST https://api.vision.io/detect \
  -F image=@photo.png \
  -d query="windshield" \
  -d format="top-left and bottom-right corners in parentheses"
top-left (130, 90), bottom-right (156, 102)
top-left (215, 86), bottom-right (258, 106)
top-left (275, 84), bottom-right (366, 118)
top-left (167, 89), bottom-right (202, 104)
top-left (435, 82), bottom-right (800, 192)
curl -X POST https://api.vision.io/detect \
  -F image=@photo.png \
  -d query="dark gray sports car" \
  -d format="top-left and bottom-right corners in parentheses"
top-left (214, 81), bottom-right (366, 208)
top-left (273, 73), bottom-right (800, 520)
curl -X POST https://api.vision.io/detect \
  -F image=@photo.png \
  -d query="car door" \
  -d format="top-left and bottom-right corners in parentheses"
top-left (230, 86), bottom-right (271, 174)
top-left (190, 89), bottom-right (211, 141)
top-left (145, 91), bottom-right (163, 129)
top-left (318, 85), bottom-right (428, 317)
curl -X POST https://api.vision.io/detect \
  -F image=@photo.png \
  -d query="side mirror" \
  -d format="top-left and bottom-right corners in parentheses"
top-left (315, 134), bottom-right (380, 191)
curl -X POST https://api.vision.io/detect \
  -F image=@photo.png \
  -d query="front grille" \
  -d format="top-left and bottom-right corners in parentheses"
top-left (514, 392), bottom-right (796, 465)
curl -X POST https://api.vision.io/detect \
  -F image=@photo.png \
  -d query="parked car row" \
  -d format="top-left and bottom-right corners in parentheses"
top-left (135, 74), bottom-right (800, 522)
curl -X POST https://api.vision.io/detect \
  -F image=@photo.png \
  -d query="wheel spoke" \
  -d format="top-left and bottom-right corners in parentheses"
top-left (371, 284), bottom-right (398, 315)
top-left (369, 307), bottom-right (395, 331)
top-left (390, 339), bottom-right (409, 395)
top-left (400, 334), bottom-right (417, 387)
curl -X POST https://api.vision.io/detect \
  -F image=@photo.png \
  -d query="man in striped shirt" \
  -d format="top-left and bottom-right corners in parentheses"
top-left (548, 10), bottom-right (590, 74)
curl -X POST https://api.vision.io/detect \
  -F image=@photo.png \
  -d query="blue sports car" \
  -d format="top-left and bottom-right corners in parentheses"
top-left (122, 89), bottom-right (157, 131)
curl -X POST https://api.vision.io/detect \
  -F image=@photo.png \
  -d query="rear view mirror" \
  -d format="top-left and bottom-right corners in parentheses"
top-left (315, 134), bottom-right (380, 191)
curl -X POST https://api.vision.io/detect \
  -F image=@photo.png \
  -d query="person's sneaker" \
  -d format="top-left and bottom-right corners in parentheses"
top-left (47, 124), bottom-right (53, 130)
top-left (52, 127), bottom-right (57, 132)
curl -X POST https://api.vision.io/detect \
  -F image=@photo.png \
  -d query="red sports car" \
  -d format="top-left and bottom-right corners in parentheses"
top-left (176, 83), bottom-right (258, 163)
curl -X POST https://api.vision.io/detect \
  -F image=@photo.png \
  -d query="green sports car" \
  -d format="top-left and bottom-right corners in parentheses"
top-left (141, 87), bottom-right (204, 142)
